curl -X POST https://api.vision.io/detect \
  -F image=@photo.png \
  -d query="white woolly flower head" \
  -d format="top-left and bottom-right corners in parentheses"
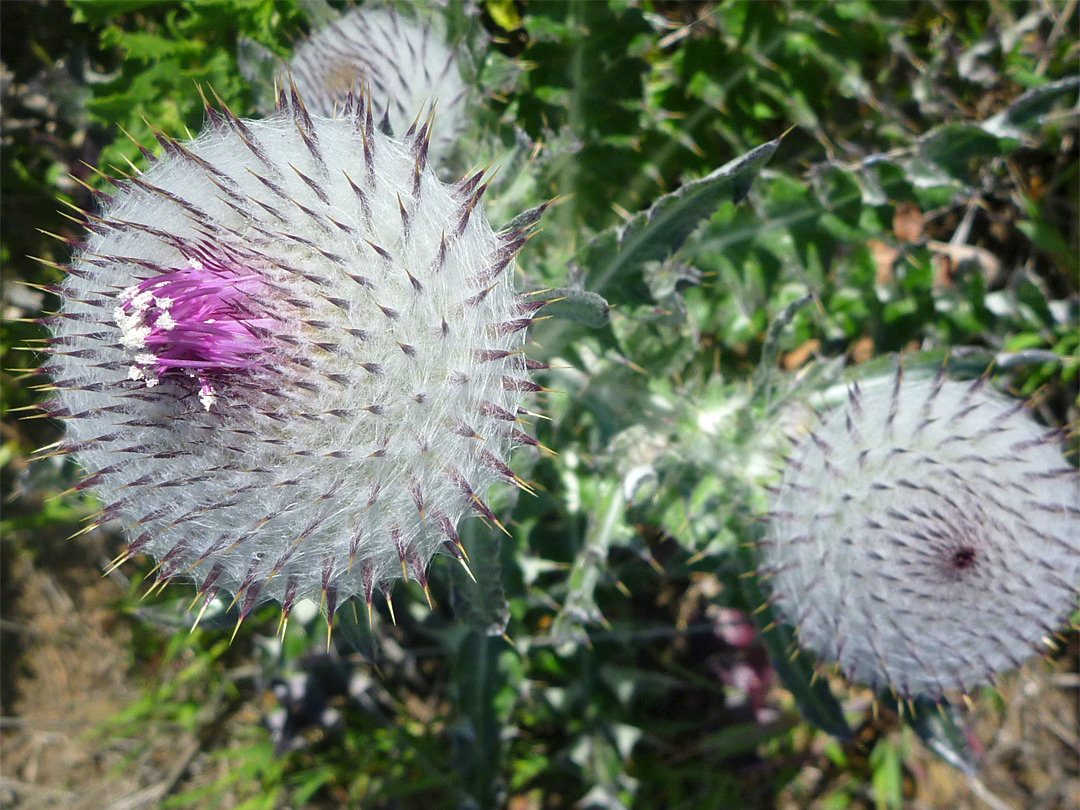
top-left (287, 4), bottom-right (471, 168)
top-left (760, 365), bottom-right (1080, 700)
top-left (45, 84), bottom-right (544, 631)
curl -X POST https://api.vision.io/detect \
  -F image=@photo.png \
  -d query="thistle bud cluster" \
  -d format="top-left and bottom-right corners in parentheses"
top-left (760, 367), bottom-right (1080, 699)
top-left (44, 83), bottom-right (543, 630)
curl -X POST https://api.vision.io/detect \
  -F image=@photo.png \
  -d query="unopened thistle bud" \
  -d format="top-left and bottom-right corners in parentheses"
top-left (760, 366), bottom-right (1080, 700)
top-left (43, 85), bottom-right (542, 631)
top-left (288, 5), bottom-right (470, 168)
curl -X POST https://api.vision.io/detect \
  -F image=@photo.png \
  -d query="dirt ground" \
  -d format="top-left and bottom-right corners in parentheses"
top-left (1, 528), bottom-right (162, 810)
top-left (1, 521), bottom-right (253, 810)
top-left (2, 524), bottom-right (1077, 809)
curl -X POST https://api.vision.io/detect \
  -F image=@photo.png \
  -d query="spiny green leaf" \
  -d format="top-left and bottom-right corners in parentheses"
top-left (578, 136), bottom-right (782, 305)
top-left (907, 696), bottom-right (979, 776)
top-left (539, 287), bottom-right (611, 328)
top-left (751, 291), bottom-right (815, 408)
top-left (549, 481), bottom-right (630, 650)
top-left (105, 30), bottom-right (206, 62)
top-left (451, 518), bottom-right (510, 637)
top-left (981, 76), bottom-right (1080, 139)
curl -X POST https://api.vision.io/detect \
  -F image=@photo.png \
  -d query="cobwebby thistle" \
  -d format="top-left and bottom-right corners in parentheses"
top-left (760, 364), bottom-right (1080, 700)
top-left (287, 4), bottom-right (470, 168)
top-left (41, 83), bottom-right (546, 634)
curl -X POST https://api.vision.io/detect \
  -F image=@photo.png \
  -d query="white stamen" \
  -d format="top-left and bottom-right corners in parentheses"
top-left (120, 324), bottom-right (152, 351)
top-left (199, 385), bottom-right (217, 410)
top-left (130, 290), bottom-right (154, 311)
top-left (155, 310), bottom-right (176, 331)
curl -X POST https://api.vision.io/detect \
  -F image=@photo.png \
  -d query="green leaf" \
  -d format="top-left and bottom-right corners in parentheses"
top-left (610, 295), bottom-right (696, 378)
top-left (751, 291), bottom-right (815, 408)
top-left (578, 136), bottom-right (782, 305)
top-left (289, 766), bottom-right (336, 806)
top-left (69, 0), bottom-right (164, 25)
top-left (549, 480), bottom-right (630, 650)
top-left (700, 715), bottom-right (801, 757)
top-left (869, 738), bottom-right (904, 810)
top-left (539, 287), bottom-right (612, 328)
top-left (907, 696), bottom-right (978, 776)
top-left (451, 518), bottom-right (511, 637)
top-left (756, 612), bottom-right (854, 741)
top-left (981, 76), bottom-right (1080, 139)
top-left (486, 0), bottom-right (522, 32)
top-left (917, 123), bottom-right (1011, 177)
top-left (738, 543), bottom-right (853, 740)
top-left (109, 30), bottom-right (206, 62)
top-left (449, 630), bottom-right (507, 805)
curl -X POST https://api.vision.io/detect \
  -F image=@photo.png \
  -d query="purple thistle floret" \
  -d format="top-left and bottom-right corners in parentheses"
top-left (115, 259), bottom-right (276, 409)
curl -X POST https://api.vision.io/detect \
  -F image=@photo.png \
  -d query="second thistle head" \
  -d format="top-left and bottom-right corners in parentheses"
top-left (760, 364), bottom-right (1079, 701)
top-left (286, 4), bottom-right (472, 169)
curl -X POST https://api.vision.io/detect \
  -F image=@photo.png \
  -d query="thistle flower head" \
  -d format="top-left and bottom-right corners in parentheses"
top-left (288, 5), bottom-right (470, 168)
top-left (761, 366), bottom-right (1080, 700)
top-left (45, 85), bottom-right (542, 629)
